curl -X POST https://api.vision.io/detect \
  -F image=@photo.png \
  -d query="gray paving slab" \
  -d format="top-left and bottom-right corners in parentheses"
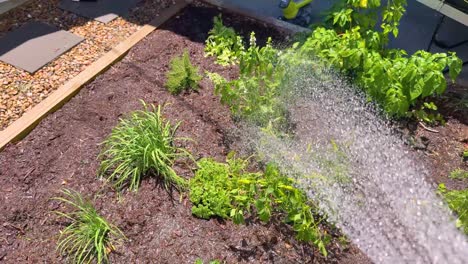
top-left (0, 21), bottom-right (84, 73)
top-left (59, 0), bottom-right (142, 23)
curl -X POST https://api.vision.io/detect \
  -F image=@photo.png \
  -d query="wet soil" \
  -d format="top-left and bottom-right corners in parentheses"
top-left (0, 3), bottom-right (370, 263)
top-left (412, 84), bottom-right (468, 190)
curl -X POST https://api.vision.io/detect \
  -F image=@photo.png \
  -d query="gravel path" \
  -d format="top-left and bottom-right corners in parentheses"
top-left (0, 0), bottom-right (175, 130)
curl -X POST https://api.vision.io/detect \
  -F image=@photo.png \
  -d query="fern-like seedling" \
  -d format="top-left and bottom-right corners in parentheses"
top-left (54, 189), bottom-right (125, 264)
top-left (99, 102), bottom-right (190, 191)
top-left (165, 50), bottom-right (202, 95)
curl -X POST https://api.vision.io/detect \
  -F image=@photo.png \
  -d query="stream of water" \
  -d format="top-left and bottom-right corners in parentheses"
top-left (241, 62), bottom-right (468, 263)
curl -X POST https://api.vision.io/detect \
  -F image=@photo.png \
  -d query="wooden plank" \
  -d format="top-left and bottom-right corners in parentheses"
top-left (0, 0), bottom-right (188, 150)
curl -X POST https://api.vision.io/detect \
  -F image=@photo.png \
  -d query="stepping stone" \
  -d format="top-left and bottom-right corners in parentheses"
top-left (59, 0), bottom-right (142, 23)
top-left (0, 21), bottom-right (84, 73)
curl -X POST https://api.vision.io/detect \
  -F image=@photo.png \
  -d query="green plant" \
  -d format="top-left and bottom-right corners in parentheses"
top-left (449, 169), bottom-right (468, 180)
top-left (298, 26), bottom-right (462, 118)
top-left (410, 102), bottom-right (445, 125)
top-left (194, 259), bottom-right (222, 264)
top-left (189, 153), bottom-right (329, 256)
top-left (99, 102), bottom-right (189, 191)
top-left (207, 33), bottom-right (286, 131)
top-left (325, 0), bottom-right (407, 48)
top-left (189, 154), bottom-right (256, 220)
top-left (438, 184), bottom-right (468, 234)
top-left (205, 15), bottom-right (245, 66)
top-left (54, 189), bottom-right (125, 264)
top-left (165, 50), bottom-right (202, 95)
top-left (292, 0), bottom-right (463, 120)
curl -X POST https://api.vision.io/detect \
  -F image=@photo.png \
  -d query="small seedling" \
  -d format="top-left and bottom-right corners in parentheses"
top-left (165, 50), bottom-right (202, 95)
top-left (449, 169), bottom-right (468, 180)
top-left (99, 102), bottom-right (190, 191)
top-left (54, 189), bottom-right (125, 264)
top-left (438, 184), bottom-right (468, 234)
top-left (194, 259), bottom-right (222, 264)
top-left (205, 15), bottom-right (245, 66)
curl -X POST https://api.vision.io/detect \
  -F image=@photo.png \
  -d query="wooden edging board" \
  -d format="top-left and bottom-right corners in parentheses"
top-left (0, 0), bottom-right (189, 150)
top-left (200, 0), bottom-right (310, 34)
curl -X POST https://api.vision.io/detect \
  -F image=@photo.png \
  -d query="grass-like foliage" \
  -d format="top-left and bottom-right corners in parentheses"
top-left (165, 50), bottom-right (202, 95)
top-left (54, 189), bottom-right (125, 264)
top-left (438, 184), bottom-right (468, 234)
top-left (189, 153), bottom-right (329, 256)
top-left (99, 102), bottom-right (189, 191)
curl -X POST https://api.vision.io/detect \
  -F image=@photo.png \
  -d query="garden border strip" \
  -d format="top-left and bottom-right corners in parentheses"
top-left (0, 0), bottom-right (189, 151)
top-left (200, 0), bottom-right (310, 34)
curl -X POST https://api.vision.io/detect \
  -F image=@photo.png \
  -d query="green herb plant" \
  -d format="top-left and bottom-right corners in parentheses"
top-left (165, 50), bottom-right (202, 95)
top-left (99, 102), bottom-right (190, 191)
top-left (205, 15), bottom-right (245, 66)
top-left (438, 184), bottom-right (468, 234)
top-left (54, 189), bottom-right (125, 264)
top-left (289, 0), bottom-right (463, 121)
top-left (206, 30), bottom-right (286, 131)
top-left (189, 153), bottom-right (329, 256)
top-left (299, 27), bottom-right (462, 118)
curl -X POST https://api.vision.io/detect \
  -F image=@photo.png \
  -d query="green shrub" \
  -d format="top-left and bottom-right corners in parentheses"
top-left (99, 102), bottom-right (189, 191)
top-left (296, 0), bottom-right (464, 120)
top-left (438, 184), bottom-right (468, 234)
top-left (54, 189), bottom-right (125, 264)
top-left (205, 15), bottom-right (245, 66)
top-left (189, 153), bottom-right (328, 256)
top-left (298, 27), bottom-right (462, 118)
top-left (165, 50), bottom-right (202, 95)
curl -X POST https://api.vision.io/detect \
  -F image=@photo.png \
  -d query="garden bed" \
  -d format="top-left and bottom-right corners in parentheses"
top-left (0, 3), bottom-right (371, 263)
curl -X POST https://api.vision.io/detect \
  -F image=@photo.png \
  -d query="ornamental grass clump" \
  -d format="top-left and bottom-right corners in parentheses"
top-left (99, 102), bottom-right (189, 191)
top-left (165, 50), bottom-right (202, 95)
top-left (54, 189), bottom-right (125, 264)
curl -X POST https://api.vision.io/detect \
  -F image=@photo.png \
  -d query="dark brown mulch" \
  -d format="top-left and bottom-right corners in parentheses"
top-left (0, 3), bottom-right (370, 263)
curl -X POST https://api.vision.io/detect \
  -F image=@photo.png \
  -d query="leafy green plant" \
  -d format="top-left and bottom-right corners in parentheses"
top-left (298, 26), bottom-right (462, 118)
top-left (325, 0), bottom-right (407, 48)
top-left (189, 153), bottom-right (329, 256)
top-left (449, 169), bottom-right (468, 180)
top-left (205, 15), bottom-right (245, 66)
top-left (165, 50), bottom-right (202, 95)
top-left (99, 102), bottom-right (189, 191)
top-left (189, 154), bottom-right (255, 220)
top-left (438, 184), bottom-right (468, 234)
top-left (194, 258), bottom-right (222, 264)
top-left (207, 33), bottom-right (286, 131)
top-left (54, 189), bottom-right (125, 264)
top-left (410, 102), bottom-right (445, 125)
